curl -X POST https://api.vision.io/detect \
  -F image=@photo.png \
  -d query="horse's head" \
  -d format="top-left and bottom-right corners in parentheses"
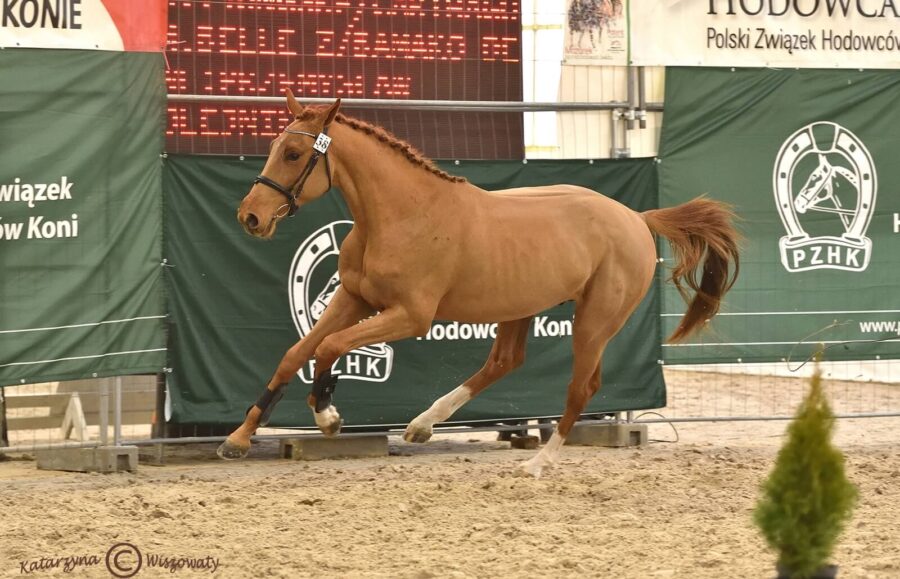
top-left (237, 91), bottom-right (341, 238)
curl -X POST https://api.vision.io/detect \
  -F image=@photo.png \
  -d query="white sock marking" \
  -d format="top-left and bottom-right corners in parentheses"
top-left (518, 430), bottom-right (566, 478)
top-left (539, 431), bottom-right (564, 464)
top-left (413, 385), bottom-right (472, 429)
top-left (314, 405), bottom-right (340, 430)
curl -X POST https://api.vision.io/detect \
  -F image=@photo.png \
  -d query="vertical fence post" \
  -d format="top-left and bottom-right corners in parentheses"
top-left (626, 65), bottom-right (636, 131)
top-left (148, 372), bottom-right (168, 465)
top-left (113, 376), bottom-right (122, 446)
top-left (0, 388), bottom-right (8, 448)
top-left (99, 377), bottom-right (109, 446)
top-left (637, 66), bottom-right (648, 129)
top-left (153, 372), bottom-right (166, 439)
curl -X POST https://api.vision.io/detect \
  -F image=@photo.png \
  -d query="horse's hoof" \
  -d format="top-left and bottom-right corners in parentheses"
top-left (403, 424), bottom-right (433, 444)
top-left (217, 439), bottom-right (250, 460)
top-left (314, 405), bottom-right (342, 437)
top-left (514, 459), bottom-right (544, 479)
top-left (321, 419), bottom-right (343, 438)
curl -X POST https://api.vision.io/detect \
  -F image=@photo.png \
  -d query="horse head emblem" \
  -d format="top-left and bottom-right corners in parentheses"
top-left (793, 153), bottom-right (860, 233)
top-left (310, 271), bottom-right (341, 321)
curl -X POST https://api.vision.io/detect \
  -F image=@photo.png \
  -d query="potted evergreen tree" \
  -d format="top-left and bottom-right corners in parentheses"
top-left (753, 358), bottom-right (858, 578)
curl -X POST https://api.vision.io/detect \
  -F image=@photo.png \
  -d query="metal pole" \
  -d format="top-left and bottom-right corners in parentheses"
top-left (637, 66), bottom-right (648, 129)
top-left (114, 411), bottom-right (900, 448)
top-left (113, 376), bottom-right (122, 446)
top-left (166, 94), bottom-right (630, 113)
top-left (1, 440), bottom-right (110, 453)
top-left (0, 410), bottom-right (891, 453)
top-left (610, 109), bottom-right (628, 158)
top-left (99, 377), bottom-right (109, 446)
top-left (626, 66), bottom-right (636, 131)
top-left (610, 109), bottom-right (618, 158)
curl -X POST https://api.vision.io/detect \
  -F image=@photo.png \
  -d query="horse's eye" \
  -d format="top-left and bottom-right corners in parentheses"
top-left (286, 151), bottom-right (301, 162)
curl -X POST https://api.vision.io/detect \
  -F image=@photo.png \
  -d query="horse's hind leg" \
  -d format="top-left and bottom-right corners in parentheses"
top-left (517, 283), bottom-right (638, 477)
top-left (516, 352), bottom-right (605, 478)
top-left (403, 317), bottom-right (532, 443)
top-left (217, 286), bottom-right (372, 459)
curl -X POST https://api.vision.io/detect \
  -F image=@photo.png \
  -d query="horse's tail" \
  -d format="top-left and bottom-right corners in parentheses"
top-left (642, 196), bottom-right (740, 342)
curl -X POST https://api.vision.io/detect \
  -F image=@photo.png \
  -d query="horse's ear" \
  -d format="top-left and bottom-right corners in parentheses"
top-left (323, 98), bottom-right (341, 127)
top-left (285, 89), bottom-right (303, 117)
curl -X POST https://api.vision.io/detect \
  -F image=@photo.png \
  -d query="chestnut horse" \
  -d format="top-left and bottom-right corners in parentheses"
top-left (218, 93), bottom-right (739, 477)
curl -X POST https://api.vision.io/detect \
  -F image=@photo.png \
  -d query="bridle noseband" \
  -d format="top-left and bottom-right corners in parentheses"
top-left (253, 126), bottom-right (333, 218)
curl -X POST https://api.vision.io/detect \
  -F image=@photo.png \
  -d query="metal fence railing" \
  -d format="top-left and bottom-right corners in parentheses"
top-left (650, 360), bottom-right (900, 424)
top-left (0, 376), bottom-right (156, 454)
top-left (2, 359), bottom-right (897, 457)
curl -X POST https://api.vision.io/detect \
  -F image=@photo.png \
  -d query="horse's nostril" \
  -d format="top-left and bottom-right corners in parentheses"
top-left (246, 213), bottom-right (259, 230)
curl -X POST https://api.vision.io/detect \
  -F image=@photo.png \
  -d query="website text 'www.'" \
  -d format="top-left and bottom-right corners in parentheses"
top-left (859, 320), bottom-right (900, 336)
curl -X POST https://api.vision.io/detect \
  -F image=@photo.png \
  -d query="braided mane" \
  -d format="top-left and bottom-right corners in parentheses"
top-left (294, 108), bottom-right (467, 184)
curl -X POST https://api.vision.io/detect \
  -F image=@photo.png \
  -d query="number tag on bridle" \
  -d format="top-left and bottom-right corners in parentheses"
top-left (313, 133), bottom-right (332, 154)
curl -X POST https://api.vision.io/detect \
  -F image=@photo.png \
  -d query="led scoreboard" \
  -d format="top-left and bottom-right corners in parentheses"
top-left (166, 0), bottom-right (524, 158)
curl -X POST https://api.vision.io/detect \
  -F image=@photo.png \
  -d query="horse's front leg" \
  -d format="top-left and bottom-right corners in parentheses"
top-left (309, 304), bottom-right (431, 437)
top-left (217, 287), bottom-right (373, 459)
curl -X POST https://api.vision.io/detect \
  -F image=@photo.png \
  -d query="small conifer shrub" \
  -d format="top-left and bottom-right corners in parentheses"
top-left (754, 360), bottom-right (858, 578)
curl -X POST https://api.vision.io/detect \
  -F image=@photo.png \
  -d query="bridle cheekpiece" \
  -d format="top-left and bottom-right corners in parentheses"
top-left (253, 125), bottom-right (333, 218)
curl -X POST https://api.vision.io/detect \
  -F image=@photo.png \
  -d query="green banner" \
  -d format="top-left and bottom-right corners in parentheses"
top-left (658, 68), bottom-right (900, 364)
top-left (0, 49), bottom-right (167, 386)
top-left (163, 156), bottom-right (664, 427)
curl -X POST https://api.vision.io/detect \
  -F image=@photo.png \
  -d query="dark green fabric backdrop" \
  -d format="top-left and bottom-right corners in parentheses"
top-left (163, 156), bottom-right (665, 427)
top-left (659, 68), bottom-right (900, 364)
top-left (0, 49), bottom-right (166, 386)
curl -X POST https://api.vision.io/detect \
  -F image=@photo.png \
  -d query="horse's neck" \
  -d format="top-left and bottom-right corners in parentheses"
top-left (332, 124), bottom-right (463, 235)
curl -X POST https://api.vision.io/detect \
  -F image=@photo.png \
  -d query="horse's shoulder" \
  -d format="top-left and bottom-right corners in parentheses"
top-left (338, 228), bottom-right (365, 269)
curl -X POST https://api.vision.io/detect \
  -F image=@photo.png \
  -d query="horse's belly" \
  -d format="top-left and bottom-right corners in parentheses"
top-left (434, 293), bottom-right (569, 324)
top-left (434, 257), bottom-right (589, 323)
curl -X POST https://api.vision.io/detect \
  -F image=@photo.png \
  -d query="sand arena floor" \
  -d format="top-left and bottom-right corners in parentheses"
top-left (0, 371), bottom-right (898, 578)
top-left (0, 421), bottom-right (898, 578)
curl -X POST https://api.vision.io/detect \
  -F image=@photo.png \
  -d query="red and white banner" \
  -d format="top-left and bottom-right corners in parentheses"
top-left (0, 0), bottom-right (166, 51)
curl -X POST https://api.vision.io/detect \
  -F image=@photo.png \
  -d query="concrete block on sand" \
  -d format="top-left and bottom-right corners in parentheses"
top-left (36, 446), bottom-right (138, 473)
top-left (509, 435), bottom-right (540, 450)
top-left (280, 436), bottom-right (388, 461)
top-left (565, 423), bottom-right (648, 448)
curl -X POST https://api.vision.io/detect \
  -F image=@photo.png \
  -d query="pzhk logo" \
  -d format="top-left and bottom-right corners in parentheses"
top-left (288, 221), bottom-right (393, 383)
top-left (774, 122), bottom-right (876, 272)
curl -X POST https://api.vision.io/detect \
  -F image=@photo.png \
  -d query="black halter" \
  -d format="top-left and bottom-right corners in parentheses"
top-left (253, 126), bottom-right (332, 217)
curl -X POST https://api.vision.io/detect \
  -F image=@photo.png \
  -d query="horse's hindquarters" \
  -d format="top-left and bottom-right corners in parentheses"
top-left (433, 194), bottom-right (655, 323)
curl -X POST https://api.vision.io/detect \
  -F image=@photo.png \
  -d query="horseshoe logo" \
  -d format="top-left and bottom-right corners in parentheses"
top-left (774, 122), bottom-right (875, 272)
